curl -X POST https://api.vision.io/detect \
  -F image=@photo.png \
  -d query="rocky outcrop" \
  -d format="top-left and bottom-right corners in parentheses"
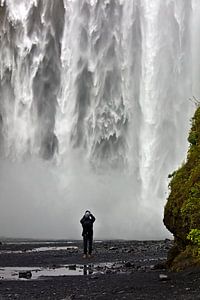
top-left (164, 106), bottom-right (200, 270)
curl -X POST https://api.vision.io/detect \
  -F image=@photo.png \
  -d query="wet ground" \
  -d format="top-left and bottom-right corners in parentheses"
top-left (0, 239), bottom-right (199, 299)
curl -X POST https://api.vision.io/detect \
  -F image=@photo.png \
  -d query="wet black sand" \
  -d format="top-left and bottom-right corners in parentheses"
top-left (0, 239), bottom-right (200, 299)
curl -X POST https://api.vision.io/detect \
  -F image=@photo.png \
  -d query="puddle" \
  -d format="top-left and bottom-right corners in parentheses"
top-left (0, 262), bottom-right (122, 280)
top-left (0, 246), bottom-right (78, 254)
top-left (4, 241), bottom-right (74, 245)
top-left (27, 246), bottom-right (78, 252)
top-left (0, 265), bottom-right (89, 280)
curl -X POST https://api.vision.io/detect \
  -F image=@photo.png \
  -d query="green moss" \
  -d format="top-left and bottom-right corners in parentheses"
top-left (170, 245), bottom-right (200, 271)
top-left (164, 106), bottom-right (200, 269)
top-left (181, 197), bottom-right (200, 226)
top-left (188, 130), bottom-right (198, 145)
top-left (187, 229), bottom-right (200, 247)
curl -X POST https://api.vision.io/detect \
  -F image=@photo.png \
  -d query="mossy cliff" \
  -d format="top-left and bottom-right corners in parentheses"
top-left (164, 106), bottom-right (200, 270)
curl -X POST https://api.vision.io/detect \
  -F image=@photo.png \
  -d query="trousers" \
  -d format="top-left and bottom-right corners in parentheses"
top-left (83, 234), bottom-right (93, 255)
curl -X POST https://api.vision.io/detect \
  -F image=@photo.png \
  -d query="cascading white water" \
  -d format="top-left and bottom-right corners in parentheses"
top-left (0, 0), bottom-right (199, 239)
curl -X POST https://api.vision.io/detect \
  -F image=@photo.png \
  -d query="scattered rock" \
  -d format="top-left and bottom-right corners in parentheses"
top-left (19, 271), bottom-right (32, 279)
top-left (105, 269), bottom-right (112, 274)
top-left (124, 261), bottom-right (134, 268)
top-left (90, 274), bottom-right (99, 280)
top-left (139, 266), bottom-right (146, 271)
top-left (159, 274), bottom-right (170, 281)
top-left (68, 265), bottom-right (76, 270)
top-left (126, 248), bottom-right (133, 253)
top-left (150, 265), bottom-right (155, 270)
top-left (117, 290), bottom-right (125, 294)
top-left (109, 247), bottom-right (118, 251)
top-left (153, 262), bottom-right (167, 270)
top-left (0, 239), bottom-right (198, 299)
top-left (136, 265), bottom-right (141, 270)
top-left (52, 264), bottom-right (58, 269)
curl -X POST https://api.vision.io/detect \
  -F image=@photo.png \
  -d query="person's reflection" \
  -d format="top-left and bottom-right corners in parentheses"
top-left (83, 264), bottom-right (93, 275)
top-left (83, 265), bottom-right (87, 275)
top-left (88, 264), bottom-right (93, 275)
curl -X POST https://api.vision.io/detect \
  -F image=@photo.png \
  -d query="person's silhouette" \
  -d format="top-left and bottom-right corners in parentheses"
top-left (80, 210), bottom-right (95, 258)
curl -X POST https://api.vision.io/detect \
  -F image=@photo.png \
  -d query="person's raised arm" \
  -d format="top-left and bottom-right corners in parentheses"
top-left (90, 214), bottom-right (95, 223)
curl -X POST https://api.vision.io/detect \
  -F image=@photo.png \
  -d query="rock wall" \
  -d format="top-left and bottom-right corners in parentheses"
top-left (164, 105), bottom-right (200, 270)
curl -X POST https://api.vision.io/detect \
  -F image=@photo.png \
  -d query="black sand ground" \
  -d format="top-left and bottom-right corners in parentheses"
top-left (0, 239), bottom-right (199, 299)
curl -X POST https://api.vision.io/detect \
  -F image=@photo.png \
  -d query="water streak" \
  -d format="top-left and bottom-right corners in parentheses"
top-left (0, 0), bottom-right (199, 239)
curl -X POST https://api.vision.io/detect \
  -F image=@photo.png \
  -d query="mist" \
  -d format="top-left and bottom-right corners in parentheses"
top-left (0, 155), bottom-right (171, 240)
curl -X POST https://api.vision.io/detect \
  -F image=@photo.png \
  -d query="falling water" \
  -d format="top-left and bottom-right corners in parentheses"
top-left (0, 0), bottom-right (199, 239)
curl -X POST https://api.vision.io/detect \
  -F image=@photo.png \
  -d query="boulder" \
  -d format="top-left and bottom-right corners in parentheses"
top-left (164, 106), bottom-right (200, 270)
top-left (19, 271), bottom-right (32, 279)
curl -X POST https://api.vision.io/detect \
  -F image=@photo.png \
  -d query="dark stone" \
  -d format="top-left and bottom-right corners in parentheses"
top-left (124, 261), bottom-right (133, 268)
top-left (90, 275), bottom-right (99, 280)
top-left (19, 271), bottom-right (32, 279)
top-left (68, 265), bottom-right (76, 270)
top-left (126, 249), bottom-right (133, 253)
top-left (159, 274), bottom-right (170, 281)
top-left (109, 247), bottom-right (118, 251)
top-left (164, 238), bottom-right (171, 243)
top-left (153, 262), bottom-right (167, 270)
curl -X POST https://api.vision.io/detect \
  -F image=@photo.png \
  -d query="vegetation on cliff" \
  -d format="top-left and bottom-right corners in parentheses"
top-left (164, 105), bottom-right (200, 270)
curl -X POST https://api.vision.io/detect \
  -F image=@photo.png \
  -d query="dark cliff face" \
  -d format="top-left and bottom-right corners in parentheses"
top-left (164, 106), bottom-right (200, 270)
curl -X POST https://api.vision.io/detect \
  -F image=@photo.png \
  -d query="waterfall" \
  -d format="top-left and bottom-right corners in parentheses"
top-left (0, 0), bottom-right (199, 239)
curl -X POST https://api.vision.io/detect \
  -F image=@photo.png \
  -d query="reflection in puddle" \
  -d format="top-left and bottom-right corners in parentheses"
top-left (83, 265), bottom-right (93, 275)
top-left (0, 265), bottom-right (87, 280)
top-left (0, 263), bottom-right (116, 280)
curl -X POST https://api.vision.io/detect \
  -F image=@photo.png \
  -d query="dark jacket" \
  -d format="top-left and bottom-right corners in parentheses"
top-left (80, 214), bottom-right (95, 237)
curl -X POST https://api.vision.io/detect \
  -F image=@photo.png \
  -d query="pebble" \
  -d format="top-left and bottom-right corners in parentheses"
top-left (124, 261), bottom-right (133, 268)
top-left (150, 265), bottom-right (155, 270)
top-left (159, 274), bottom-right (170, 281)
top-left (118, 290), bottom-right (125, 294)
top-left (68, 265), bottom-right (76, 270)
top-left (90, 275), bottom-right (99, 280)
top-left (109, 247), bottom-right (118, 251)
top-left (19, 271), bottom-right (32, 279)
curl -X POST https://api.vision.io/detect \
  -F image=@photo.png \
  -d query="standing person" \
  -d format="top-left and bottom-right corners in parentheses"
top-left (80, 210), bottom-right (95, 258)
